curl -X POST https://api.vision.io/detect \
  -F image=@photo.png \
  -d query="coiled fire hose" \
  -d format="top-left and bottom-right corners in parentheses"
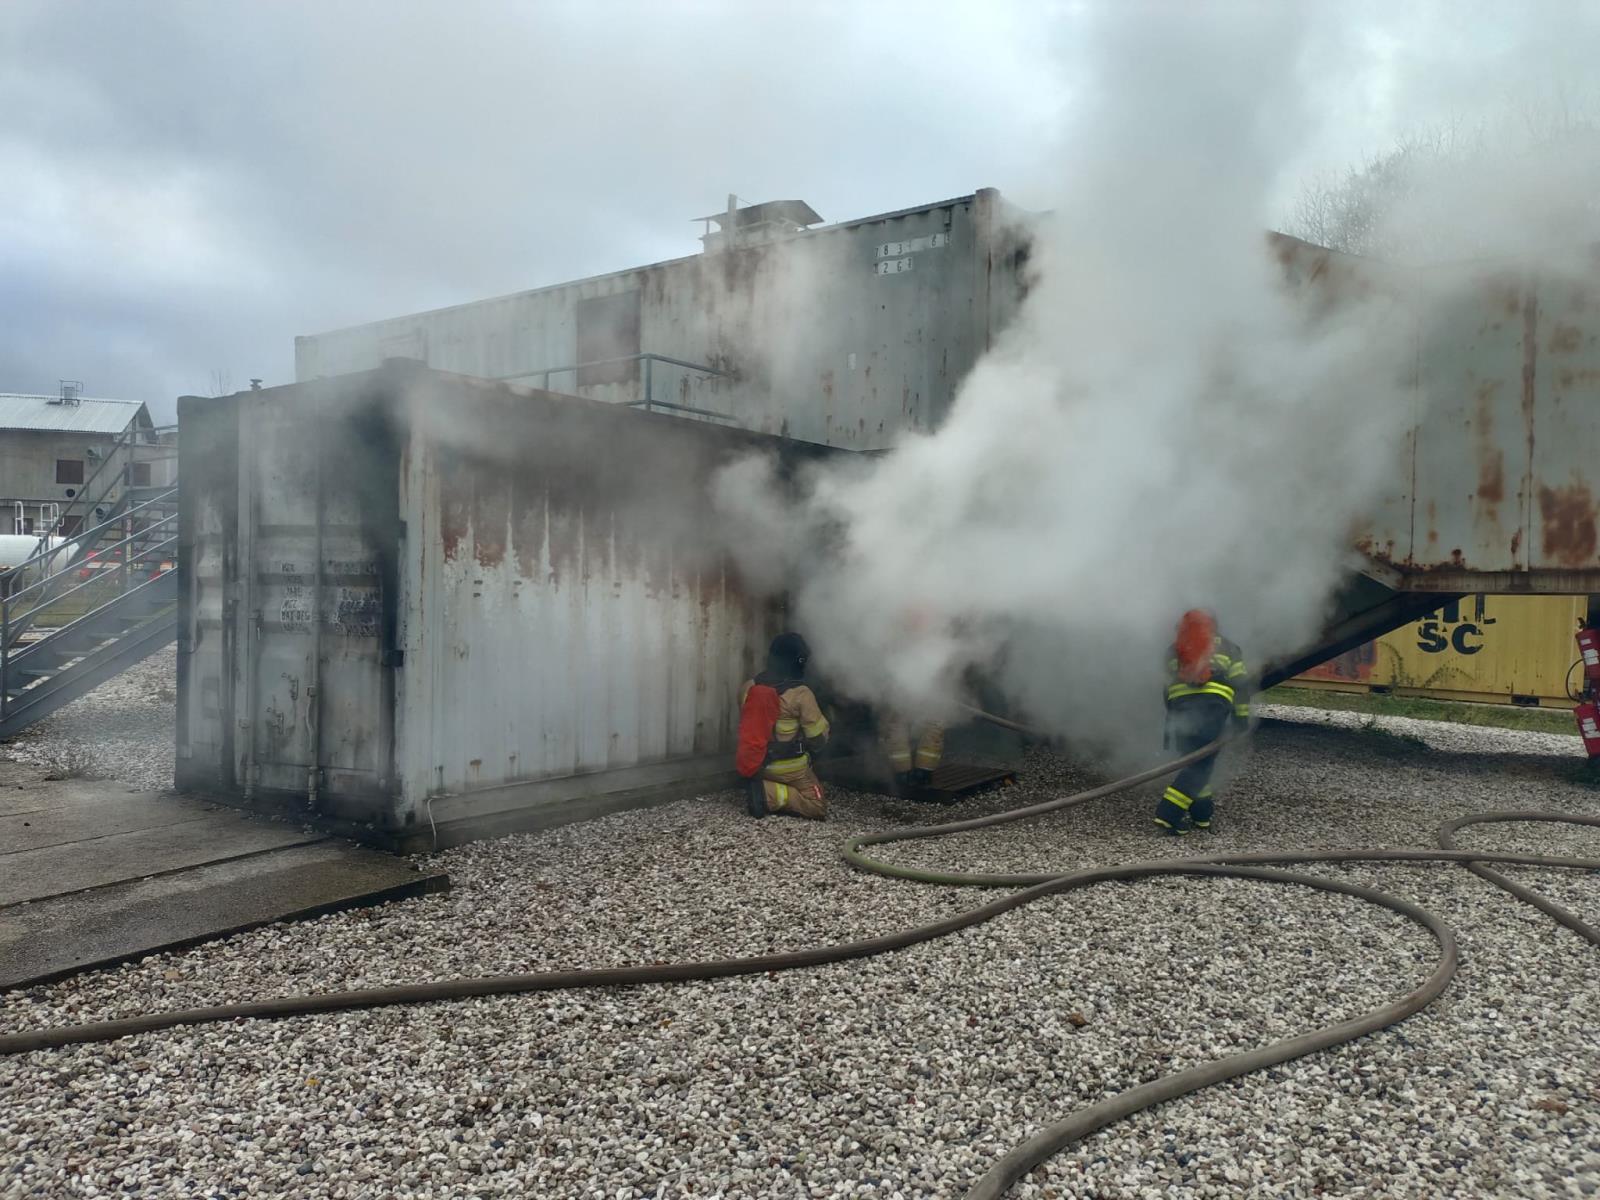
top-left (4, 726), bottom-right (1600, 1200)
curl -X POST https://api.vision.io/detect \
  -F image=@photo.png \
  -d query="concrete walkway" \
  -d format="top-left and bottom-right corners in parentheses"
top-left (0, 762), bottom-right (447, 990)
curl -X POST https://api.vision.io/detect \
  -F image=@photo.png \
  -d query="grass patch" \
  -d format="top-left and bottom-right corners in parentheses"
top-left (1265, 685), bottom-right (1579, 737)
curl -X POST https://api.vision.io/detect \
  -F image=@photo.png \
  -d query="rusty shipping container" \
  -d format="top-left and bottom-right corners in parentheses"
top-left (293, 190), bottom-right (1032, 451)
top-left (1273, 235), bottom-right (1600, 595)
top-left (176, 363), bottom-right (844, 849)
top-left (1291, 594), bottom-right (1589, 707)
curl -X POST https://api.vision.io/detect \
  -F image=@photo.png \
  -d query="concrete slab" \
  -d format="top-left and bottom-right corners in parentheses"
top-left (0, 766), bottom-right (143, 818)
top-left (0, 841), bottom-right (447, 989)
top-left (0, 816), bottom-right (324, 907)
top-left (0, 761), bottom-right (449, 988)
top-left (1, 792), bottom-right (220, 854)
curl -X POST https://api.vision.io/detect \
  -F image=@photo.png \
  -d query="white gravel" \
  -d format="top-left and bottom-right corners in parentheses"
top-left (0, 644), bottom-right (176, 792)
top-left (3, 708), bottom-right (1600, 1199)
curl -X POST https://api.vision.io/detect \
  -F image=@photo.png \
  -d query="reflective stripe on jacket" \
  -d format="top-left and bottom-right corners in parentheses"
top-left (738, 678), bottom-right (830, 770)
top-left (1165, 635), bottom-right (1252, 719)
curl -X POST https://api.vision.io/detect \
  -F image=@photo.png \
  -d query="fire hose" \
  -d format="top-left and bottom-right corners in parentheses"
top-left (4, 732), bottom-right (1600, 1200)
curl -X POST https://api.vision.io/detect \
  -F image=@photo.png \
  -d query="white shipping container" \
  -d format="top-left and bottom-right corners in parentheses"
top-left (176, 363), bottom-right (846, 849)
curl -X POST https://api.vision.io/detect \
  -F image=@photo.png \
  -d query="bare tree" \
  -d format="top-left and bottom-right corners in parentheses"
top-left (207, 369), bottom-right (233, 397)
top-left (1285, 105), bottom-right (1600, 264)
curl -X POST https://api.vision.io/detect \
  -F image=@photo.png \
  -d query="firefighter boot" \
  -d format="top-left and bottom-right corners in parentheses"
top-left (1153, 785), bottom-right (1193, 835)
top-left (746, 779), bottom-right (768, 819)
top-left (1189, 788), bottom-right (1214, 831)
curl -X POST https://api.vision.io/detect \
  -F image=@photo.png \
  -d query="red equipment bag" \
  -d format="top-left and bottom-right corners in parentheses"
top-left (735, 683), bottom-right (781, 778)
top-left (1579, 627), bottom-right (1600, 684)
top-left (1577, 700), bottom-right (1600, 760)
top-left (1175, 610), bottom-right (1217, 685)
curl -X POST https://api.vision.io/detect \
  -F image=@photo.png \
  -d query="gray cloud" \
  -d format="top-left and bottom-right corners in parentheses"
top-left (3, 1), bottom-right (1595, 418)
top-left (0, 1), bottom-right (1061, 415)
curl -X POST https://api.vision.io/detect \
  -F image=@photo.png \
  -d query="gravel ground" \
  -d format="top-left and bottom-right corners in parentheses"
top-left (0, 644), bottom-right (176, 792)
top-left (3, 710), bottom-right (1600, 1198)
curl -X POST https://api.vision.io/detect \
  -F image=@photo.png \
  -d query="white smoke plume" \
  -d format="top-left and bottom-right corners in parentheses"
top-left (710, 4), bottom-right (1600, 769)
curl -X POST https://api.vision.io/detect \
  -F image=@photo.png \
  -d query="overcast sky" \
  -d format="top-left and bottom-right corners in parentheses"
top-left (3, 1), bottom-right (1595, 420)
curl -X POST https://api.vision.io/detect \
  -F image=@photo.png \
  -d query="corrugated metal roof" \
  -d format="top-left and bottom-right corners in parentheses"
top-left (0, 394), bottom-right (148, 434)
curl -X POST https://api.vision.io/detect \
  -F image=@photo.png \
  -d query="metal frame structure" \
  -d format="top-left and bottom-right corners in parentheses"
top-left (497, 352), bottom-right (737, 422)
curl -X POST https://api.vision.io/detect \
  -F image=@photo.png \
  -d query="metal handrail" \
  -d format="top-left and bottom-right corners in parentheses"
top-left (7, 533), bottom-right (177, 647)
top-left (2, 532), bottom-right (177, 667)
top-left (0, 483), bottom-right (176, 604)
top-left (6, 512), bottom-right (176, 610)
top-left (495, 352), bottom-right (738, 423)
top-left (0, 422), bottom-right (176, 577)
top-left (2, 550), bottom-right (177, 715)
top-left (0, 488), bottom-right (178, 593)
top-left (1, 508), bottom-right (176, 654)
top-left (74, 419), bottom-right (176, 521)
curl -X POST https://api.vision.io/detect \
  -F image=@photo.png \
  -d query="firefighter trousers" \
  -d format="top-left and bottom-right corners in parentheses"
top-left (881, 717), bottom-right (945, 775)
top-left (753, 762), bottom-right (827, 820)
top-left (1156, 700), bottom-right (1230, 831)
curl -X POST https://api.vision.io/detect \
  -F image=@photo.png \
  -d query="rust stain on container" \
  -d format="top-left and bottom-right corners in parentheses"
top-left (1555, 367), bottom-right (1600, 390)
top-left (1425, 500), bottom-right (1439, 545)
top-left (440, 464), bottom-right (470, 562)
top-left (473, 477), bottom-right (508, 568)
top-left (1477, 452), bottom-right (1505, 506)
top-left (1538, 483), bottom-right (1598, 565)
top-left (1355, 534), bottom-right (1398, 563)
top-left (1522, 294), bottom-right (1538, 514)
top-left (1473, 380), bottom-right (1504, 507)
top-left (1548, 324), bottom-right (1582, 354)
top-left (512, 477), bottom-right (543, 578)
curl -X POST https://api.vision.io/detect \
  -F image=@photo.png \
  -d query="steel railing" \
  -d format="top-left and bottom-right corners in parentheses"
top-left (495, 352), bottom-right (738, 422)
top-left (0, 541), bottom-right (177, 722)
top-left (0, 421), bottom-right (176, 579)
top-left (1, 493), bottom-right (177, 651)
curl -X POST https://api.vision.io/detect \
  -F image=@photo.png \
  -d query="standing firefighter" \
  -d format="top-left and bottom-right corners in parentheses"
top-left (736, 633), bottom-right (831, 820)
top-left (879, 604), bottom-right (946, 794)
top-left (1155, 609), bottom-right (1252, 835)
top-left (880, 714), bottom-right (944, 794)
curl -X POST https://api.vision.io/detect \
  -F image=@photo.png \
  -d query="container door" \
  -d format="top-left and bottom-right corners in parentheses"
top-left (175, 395), bottom-right (238, 790)
top-left (235, 398), bottom-right (395, 802)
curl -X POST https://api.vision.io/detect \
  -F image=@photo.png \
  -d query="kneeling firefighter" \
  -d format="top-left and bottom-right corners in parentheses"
top-left (1155, 609), bottom-right (1252, 835)
top-left (736, 633), bottom-right (831, 820)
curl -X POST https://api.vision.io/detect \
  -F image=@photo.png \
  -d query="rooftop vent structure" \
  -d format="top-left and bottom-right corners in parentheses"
top-left (696, 195), bottom-right (822, 251)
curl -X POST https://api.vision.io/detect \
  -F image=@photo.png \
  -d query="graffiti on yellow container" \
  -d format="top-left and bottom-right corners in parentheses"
top-left (1413, 597), bottom-right (1496, 656)
top-left (1295, 593), bottom-right (1590, 705)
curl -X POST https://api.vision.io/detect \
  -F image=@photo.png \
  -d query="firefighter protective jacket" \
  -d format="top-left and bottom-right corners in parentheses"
top-left (737, 676), bottom-right (830, 776)
top-left (1165, 635), bottom-right (1252, 721)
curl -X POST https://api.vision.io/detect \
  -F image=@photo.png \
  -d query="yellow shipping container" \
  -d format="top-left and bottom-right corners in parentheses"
top-left (1293, 595), bottom-right (1591, 708)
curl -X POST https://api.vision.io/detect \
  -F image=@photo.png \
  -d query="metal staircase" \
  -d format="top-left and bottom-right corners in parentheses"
top-left (0, 424), bottom-right (178, 739)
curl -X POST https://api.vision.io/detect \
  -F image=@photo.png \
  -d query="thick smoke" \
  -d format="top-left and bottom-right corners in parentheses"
top-left (710, 5), bottom-right (1600, 768)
